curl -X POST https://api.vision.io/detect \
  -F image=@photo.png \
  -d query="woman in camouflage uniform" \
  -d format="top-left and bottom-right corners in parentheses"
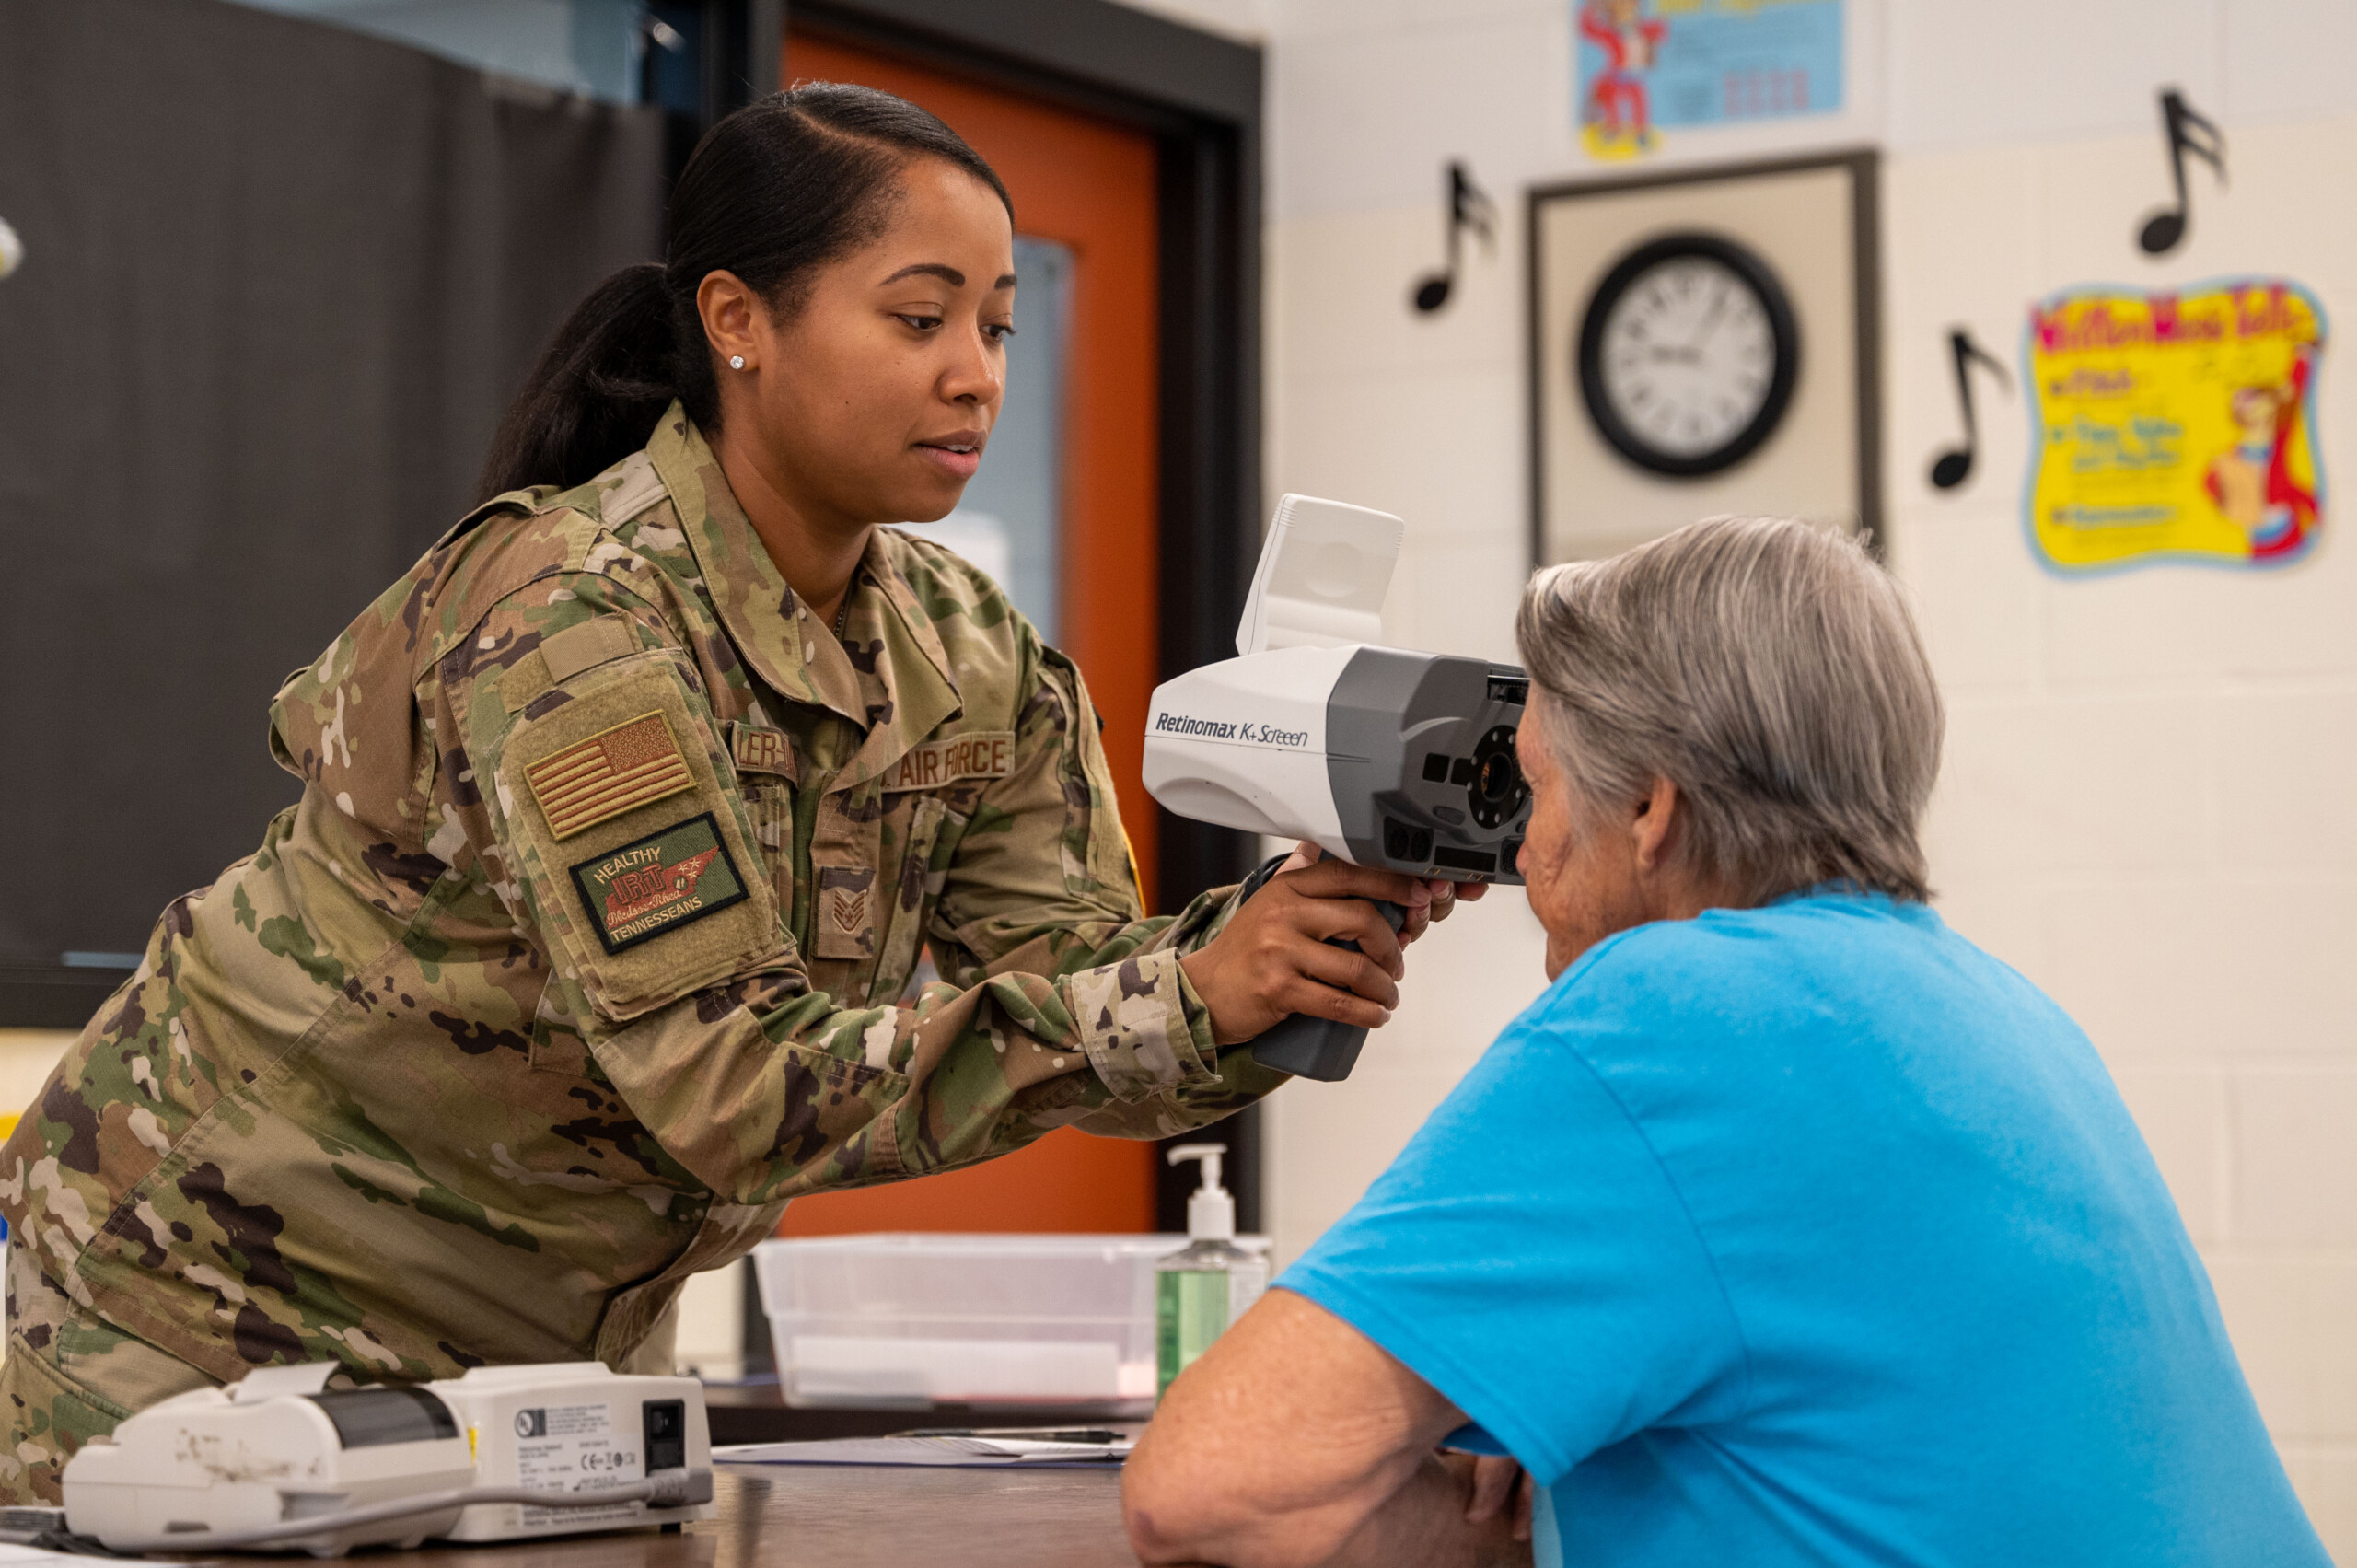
top-left (0, 85), bottom-right (1464, 1501)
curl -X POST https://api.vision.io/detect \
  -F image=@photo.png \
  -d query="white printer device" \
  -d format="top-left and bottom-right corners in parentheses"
top-left (1143, 494), bottom-right (1532, 1082)
top-left (56, 1361), bottom-right (714, 1557)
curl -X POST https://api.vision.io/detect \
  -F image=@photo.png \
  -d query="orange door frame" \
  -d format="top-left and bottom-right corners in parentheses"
top-left (775, 31), bottom-right (1165, 1237)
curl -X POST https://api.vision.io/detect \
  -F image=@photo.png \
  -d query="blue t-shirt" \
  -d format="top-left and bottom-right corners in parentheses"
top-left (1282, 892), bottom-right (2326, 1568)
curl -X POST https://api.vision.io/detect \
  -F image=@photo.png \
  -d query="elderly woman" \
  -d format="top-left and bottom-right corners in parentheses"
top-left (1123, 518), bottom-right (2326, 1568)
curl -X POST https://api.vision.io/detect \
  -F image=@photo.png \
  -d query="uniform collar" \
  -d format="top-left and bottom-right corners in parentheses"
top-left (646, 404), bottom-right (961, 769)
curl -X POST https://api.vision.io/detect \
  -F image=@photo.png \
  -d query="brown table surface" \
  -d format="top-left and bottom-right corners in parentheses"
top-left (391, 1464), bottom-right (1137, 1568)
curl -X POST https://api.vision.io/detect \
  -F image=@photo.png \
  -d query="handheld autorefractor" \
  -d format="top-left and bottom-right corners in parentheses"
top-left (1142, 494), bottom-right (1532, 1083)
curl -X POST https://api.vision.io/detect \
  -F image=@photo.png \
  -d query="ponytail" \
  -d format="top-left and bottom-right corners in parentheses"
top-left (478, 83), bottom-right (1013, 501)
top-left (477, 263), bottom-right (677, 499)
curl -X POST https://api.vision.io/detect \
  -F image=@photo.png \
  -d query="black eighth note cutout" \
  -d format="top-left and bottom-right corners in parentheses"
top-left (1928, 329), bottom-right (2011, 492)
top-left (1411, 161), bottom-right (1496, 314)
top-left (2138, 88), bottom-right (2225, 256)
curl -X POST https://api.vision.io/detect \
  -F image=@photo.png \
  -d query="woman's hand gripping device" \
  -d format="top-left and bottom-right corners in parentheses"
top-left (1143, 495), bottom-right (1532, 1082)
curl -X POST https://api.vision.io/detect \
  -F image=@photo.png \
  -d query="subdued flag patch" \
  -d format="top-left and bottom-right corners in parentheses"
top-left (567, 812), bottom-right (749, 953)
top-left (526, 711), bottom-right (693, 840)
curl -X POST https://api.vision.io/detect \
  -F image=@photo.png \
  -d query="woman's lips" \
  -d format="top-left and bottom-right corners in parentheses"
top-left (915, 441), bottom-right (981, 480)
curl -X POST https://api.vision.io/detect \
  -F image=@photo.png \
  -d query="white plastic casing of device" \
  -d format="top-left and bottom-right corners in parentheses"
top-left (1144, 645), bottom-right (1353, 856)
top-left (62, 1367), bottom-right (475, 1555)
top-left (1232, 494), bottom-right (1401, 656)
top-left (434, 1363), bottom-right (715, 1541)
top-left (62, 1361), bottom-right (714, 1553)
top-left (1144, 493), bottom-right (1405, 858)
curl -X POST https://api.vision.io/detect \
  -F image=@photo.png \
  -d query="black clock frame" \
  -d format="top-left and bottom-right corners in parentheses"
top-left (1575, 230), bottom-right (1801, 480)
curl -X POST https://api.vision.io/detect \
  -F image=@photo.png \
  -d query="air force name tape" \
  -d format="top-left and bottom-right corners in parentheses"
top-left (526, 711), bottom-right (694, 840)
top-left (567, 812), bottom-right (749, 953)
top-left (884, 730), bottom-right (1015, 793)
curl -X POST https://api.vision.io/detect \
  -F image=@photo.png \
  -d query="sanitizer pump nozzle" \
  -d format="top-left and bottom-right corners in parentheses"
top-left (1155, 1144), bottom-right (1267, 1399)
top-left (1175, 1143), bottom-right (1234, 1240)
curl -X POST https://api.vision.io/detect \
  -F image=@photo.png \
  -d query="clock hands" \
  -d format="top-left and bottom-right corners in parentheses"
top-left (1640, 274), bottom-right (1730, 366)
top-left (1687, 278), bottom-right (1730, 350)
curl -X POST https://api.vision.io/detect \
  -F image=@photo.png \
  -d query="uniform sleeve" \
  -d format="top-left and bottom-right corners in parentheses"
top-left (923, 642), bottom-right (1282, 1144)
top-left (425, 575), bottom-right (1277, 1208)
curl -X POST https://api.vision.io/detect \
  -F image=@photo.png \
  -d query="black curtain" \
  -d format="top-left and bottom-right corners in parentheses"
top-left (0, 0), bottom-right (663, 978)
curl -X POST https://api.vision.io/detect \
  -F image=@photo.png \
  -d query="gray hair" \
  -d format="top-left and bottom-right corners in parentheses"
top-left (1514, 517), bottom-right (1943, 903)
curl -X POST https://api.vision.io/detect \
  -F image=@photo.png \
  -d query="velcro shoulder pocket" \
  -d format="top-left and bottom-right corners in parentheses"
top-left (493, 650), bottom-right (782, 1022)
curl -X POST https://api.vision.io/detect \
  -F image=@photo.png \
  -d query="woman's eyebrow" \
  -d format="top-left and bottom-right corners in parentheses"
top-left (877, 262), bottom-right (1020, 290)
top-left (880, 262), bottom-right (964, 286)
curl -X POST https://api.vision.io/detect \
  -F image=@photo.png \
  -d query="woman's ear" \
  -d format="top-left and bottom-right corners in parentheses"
top-left (696, 270), bottom-right (761, 372)
top-left (1629, 776), bottom-right (1680, 875)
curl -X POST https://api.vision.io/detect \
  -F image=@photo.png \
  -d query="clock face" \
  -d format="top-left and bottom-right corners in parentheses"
top-left (1576, 233), bottom-right (1800, 479)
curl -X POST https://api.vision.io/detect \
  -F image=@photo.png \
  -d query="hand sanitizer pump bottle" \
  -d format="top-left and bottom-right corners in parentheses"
top-left (1156, 1144), bottom-right (1269, 1399)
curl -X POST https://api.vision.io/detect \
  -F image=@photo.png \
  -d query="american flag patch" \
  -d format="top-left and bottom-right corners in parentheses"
top-left (525, 712), bottom-right (694, 840)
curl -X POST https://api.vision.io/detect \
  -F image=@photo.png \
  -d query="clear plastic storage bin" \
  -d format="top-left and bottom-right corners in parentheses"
top-left (751, 1232), bottom-right (1271, 1408)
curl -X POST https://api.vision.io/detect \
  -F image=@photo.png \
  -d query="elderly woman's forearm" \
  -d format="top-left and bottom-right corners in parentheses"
top-left (1126, 1436), bottom-right (1521, 1568)
top-left (1124, 1440), bottom-right (1407, 1566)
top-left (1320, 1457), bottom-right (1531, 1568)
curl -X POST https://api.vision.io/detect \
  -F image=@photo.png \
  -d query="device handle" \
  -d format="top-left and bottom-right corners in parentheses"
top-left (1249, 899), bottom-right (1407, 1082)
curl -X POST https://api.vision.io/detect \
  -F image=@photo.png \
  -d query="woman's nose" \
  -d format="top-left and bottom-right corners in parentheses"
top-left (942, 329), bottom-right (1004, 406)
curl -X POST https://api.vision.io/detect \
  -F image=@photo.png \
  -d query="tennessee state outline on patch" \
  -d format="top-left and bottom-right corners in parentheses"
top-left (566, 812), bottom-right (749, 953)
top-left (526, 711), bottom-right (694, 839)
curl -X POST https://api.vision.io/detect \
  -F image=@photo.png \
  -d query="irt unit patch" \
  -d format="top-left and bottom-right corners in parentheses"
top-left (567, 812), bottom-right (749, 954)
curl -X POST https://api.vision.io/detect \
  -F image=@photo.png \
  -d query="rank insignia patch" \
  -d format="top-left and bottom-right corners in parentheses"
top-left (568, 812), bottom-right (749, 954)
top-left (527, 711), bottom-right (694, 840)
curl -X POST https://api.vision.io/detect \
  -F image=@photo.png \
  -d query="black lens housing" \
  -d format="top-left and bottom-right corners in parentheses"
top-left (1467, 725), bottom-right (1526, 830)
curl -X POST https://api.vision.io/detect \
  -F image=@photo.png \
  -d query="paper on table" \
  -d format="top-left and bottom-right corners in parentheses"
top-left (715, 1434), bottom-right (1135, 1468)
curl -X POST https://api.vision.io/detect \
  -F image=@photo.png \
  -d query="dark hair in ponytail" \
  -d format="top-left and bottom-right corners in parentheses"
top-left (478, 82), bottom-right (1014, 500)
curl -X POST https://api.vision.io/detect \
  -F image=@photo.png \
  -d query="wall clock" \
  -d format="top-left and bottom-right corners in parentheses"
top-left (1529, 151), bottom-right (1877, 567)
top-left (1576, 231), bottom-right (1799, 479)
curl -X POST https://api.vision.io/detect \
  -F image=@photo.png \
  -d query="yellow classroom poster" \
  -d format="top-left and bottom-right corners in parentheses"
top-left (2026, 279), bottom-right (2326, 572)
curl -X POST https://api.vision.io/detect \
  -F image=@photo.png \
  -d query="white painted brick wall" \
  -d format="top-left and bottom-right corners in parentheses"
top-left (1124, 0), bottom-right (2357, 1550)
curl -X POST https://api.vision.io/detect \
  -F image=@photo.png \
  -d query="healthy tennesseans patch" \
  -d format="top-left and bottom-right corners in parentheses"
top-left (567, 813), bottom-right (749, 953)
top-left (526, 711), bottom-right (694, 839)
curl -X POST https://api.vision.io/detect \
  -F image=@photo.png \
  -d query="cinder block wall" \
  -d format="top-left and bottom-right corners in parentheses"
top-left (1131, 0), bottom-right (2355, 1551)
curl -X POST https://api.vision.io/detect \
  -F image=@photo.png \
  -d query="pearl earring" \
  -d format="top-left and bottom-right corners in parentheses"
top-left (729, 354), bottom-right (746, 370)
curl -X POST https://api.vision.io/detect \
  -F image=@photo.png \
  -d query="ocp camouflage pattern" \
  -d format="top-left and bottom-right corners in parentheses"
top-left (0, 406), bottom-right (1280, 1497)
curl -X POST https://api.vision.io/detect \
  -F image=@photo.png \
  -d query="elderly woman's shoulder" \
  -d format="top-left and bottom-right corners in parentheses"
top-left (1543, 892), bottom-right (1972, 1019)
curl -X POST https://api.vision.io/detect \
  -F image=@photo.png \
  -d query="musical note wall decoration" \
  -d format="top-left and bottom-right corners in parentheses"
top-left (2137, 88), bottom-right (2225, 256)
top-left (1411, 161), bottom-right (1497, 314)
top-left (1928, 329), bottom-right (2011, 492)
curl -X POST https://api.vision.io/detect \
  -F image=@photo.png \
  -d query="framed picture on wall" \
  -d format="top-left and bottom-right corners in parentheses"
top-left (1527, 149), bottom-right (1882, 566)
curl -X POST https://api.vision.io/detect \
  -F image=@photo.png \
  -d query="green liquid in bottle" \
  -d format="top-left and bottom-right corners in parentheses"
top-left (1156, 1268), bottom-right (1232, 1398)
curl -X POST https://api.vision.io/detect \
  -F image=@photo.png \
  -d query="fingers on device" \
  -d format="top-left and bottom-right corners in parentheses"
top-left (1143, 494), bottom-right (1532, 1082)
top-left (60, 1361), bottom-right (714, 1557)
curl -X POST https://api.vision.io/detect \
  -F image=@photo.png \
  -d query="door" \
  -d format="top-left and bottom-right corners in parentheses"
top-left (775, 31), bottom-right (1165, 1237)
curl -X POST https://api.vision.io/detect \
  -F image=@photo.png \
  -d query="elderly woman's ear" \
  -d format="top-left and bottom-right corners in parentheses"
top-left (1628, 776), bottom-right (1682, 875)
top-left (1514, 690), bottom-right (1743, 980)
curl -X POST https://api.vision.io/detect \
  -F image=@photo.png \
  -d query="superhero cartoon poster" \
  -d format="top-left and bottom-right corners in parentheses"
top-left (1574, 0), bottom-right (1844, 161)
top-left (2026, 280), bottom-right (2327, 574)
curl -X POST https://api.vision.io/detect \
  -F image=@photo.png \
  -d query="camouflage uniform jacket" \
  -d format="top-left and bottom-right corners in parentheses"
top-left (0, 403), bottom-right (1278, 1389)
